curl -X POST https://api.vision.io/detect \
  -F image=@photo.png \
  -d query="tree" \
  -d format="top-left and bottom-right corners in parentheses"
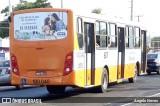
top-left (91, 8), bottom-right (102, 14)
top-left (0, 21), bottom-right (9, 38)
top-left (1, 0), bottom-right (51, 14)
top-left (0, 0), bottom-right (51, 38)
top-left (14, 0), bottom-right (51, 11)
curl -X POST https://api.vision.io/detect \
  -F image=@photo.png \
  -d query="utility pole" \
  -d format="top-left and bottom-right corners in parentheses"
top-left (61, 0), bottom-right (63, 20)
top-left (130, 0), bottom-right (133, 21)
top-left (135, 15), bottom-right (143, 22)
top-left (61, 0), bottom-right (63, 8)
top-left (9, 0), bottom-right (12, 15)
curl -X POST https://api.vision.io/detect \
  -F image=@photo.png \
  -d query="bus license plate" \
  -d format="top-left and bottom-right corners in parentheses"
top-left (33, 79), bottom-right (50, 85)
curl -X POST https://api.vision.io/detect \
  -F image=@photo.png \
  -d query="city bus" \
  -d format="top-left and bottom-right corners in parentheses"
top-left (9, 8), bottom-right (147, 93)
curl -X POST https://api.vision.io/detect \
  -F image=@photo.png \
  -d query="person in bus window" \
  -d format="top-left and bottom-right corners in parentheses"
top-left (50, 13), bottom-right (65, 31)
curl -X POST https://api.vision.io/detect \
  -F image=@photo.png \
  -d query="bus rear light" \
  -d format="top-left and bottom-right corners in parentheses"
top-left (11, 54), bottom-right (20, 76)
top-left (66, 68), bottom-right (70, 72)
top-left (63, 52), bottom-right (73, 76)
top-left (13, 68), bottom-right (18, 73)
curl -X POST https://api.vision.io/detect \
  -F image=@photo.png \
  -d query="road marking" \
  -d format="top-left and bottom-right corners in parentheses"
top-left (121, 103), bottom-right (132, 106)
top-left (104, 103), bottom-right (112, 105)
top-left (121, 93), bottom-right (160, 106)
top-left (147, 92), bottom-right (160, 97)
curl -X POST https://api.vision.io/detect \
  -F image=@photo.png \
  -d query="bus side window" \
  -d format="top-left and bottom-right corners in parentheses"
top-left (134, 27), bottom-right (140, 48)
top-left (125, 26), bottom-right (129, 48)
top-left (96, 22), bottom-right (100, 48)
top-left (128, 26), bottom-right (134, 48)
top-left (108, 23), bottom-right (117, 48)
top-left (77, 18), bottom-right (83, 49)
top-left (96, 21), bottom-right (107, 48)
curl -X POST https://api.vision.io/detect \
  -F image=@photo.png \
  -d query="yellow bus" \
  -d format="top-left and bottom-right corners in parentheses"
top-left (10, 8), bottom-right (147, 93)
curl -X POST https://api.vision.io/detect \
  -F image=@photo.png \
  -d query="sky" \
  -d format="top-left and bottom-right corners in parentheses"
top-left (0, 0), bottom-right (160, 37)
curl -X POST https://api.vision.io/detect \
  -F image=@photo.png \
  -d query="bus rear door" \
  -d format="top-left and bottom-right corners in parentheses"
top-left (117, 27), bottom-right (125, 79)
top-left (84, 22), bottom-right (95, 86)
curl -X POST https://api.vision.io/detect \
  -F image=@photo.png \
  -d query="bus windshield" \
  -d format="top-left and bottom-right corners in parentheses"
top-left (147, 54), bottom-right (158, 59)
top-left (14, 12), bottom-right (67, 41)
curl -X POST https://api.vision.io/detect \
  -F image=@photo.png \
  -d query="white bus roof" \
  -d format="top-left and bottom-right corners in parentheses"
top-left (74, 11), bottom-right (146, 29)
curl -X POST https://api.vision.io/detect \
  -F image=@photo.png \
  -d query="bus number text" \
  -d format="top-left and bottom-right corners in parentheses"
top-left (33, 79), bottom-right (50, 85)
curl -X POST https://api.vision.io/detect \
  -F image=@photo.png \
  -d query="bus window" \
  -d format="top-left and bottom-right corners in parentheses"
top-left (77, 18), bottom-right (83, 49)
top-left (109, 36), bottom-right (117, 47)
top-left (109, 23), bottom-right (117, 48)
top-left (14, 12), bottom-right (68, 41)
top-left (128, 26), bottom-right (134, 48)
top-left (100, 22), bottom-right (107, 35)
top-left (134, 27), bottom-right (140, 48)
top-left (110, 23), bottom-right (116, 36)
top-left (96, 22), bottom-right (100, 47)
top-left (96, 22), bottom-right (100, 35)
top-left (96, 21), bottom-right (107, 48)
top-left (125, 27), bottom-right (129, 47)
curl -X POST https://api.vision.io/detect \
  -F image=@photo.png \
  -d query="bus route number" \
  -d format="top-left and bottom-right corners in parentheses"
top-left (33, 79), bottom-right (50, 85)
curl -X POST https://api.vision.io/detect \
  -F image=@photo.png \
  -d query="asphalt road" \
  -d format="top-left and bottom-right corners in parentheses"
top-left (0, 73), bottom-right (160, 106)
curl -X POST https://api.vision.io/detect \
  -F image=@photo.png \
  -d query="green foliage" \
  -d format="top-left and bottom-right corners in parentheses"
top-left (1, 7), bottom-right (8, 13)
top-left (1, 6), bottom-right (9, 14)
top-left (14, 0), bottom-right (51, 11)
top-left (1, 0), bottom-right (51, 14)
top-left (91, 8), bottom-right (102, 14)
top-left (0, 21), bottom-right (9, 38)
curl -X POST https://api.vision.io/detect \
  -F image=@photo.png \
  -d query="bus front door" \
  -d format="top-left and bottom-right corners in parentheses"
top-left (117, 27), bottom-right (125, 79)
top-left (84, 22), bottom-right (95, 86)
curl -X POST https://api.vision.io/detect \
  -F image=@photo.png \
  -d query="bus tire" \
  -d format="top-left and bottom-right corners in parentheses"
top-left (97, 68), bottom-right (109, 93)
top-left (128, 65), bottom-right (137, 83)
top-left (15, 85), bottom-right (24, 90)
top-left (46, 85), bottom-right (66, 94)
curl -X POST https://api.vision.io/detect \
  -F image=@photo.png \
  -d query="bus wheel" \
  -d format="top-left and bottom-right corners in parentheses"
top-left (97, 68), bottom-right (108, 93)
top-left (128, 65), bottom-right (137, 83)
top-left (15, 85), bottom-right (24, 90)
top-left (46, 85), bottom-right (66, 94)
